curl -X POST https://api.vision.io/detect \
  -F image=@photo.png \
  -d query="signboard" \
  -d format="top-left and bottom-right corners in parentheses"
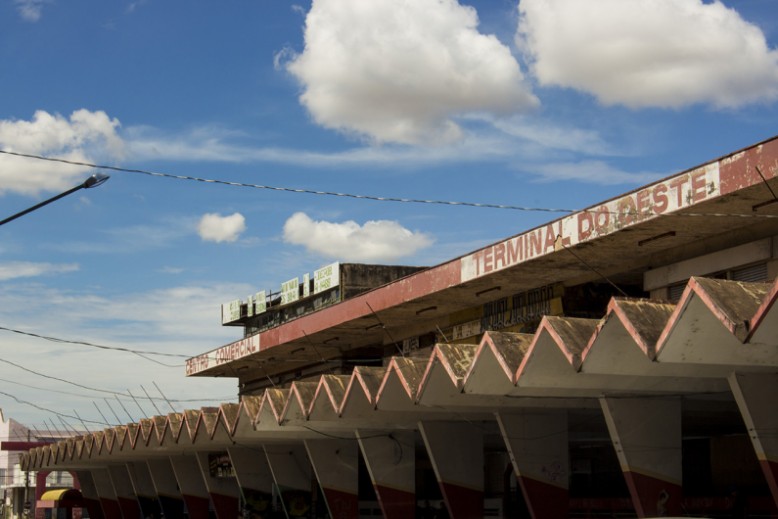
top-left (280, 277), bottom-right (299, 305)
top-left (221, 300), bottom-right (241, 324)
top-left (451, 320), bottom-right (482, 341)
top-left (314, 262), bottom-right (340, 294)
top-left (461, 163), bottom-right (720, 282)
top-left (303, 273), bottom-right (310, 298)
top-left (256, 290), bottom-right (267, 314)
top-left (186, 334), bottom-right (260, 375)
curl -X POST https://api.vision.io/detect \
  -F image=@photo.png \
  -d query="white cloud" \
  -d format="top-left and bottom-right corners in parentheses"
top-left (14, 0), bottom-right (49, 22)
top-left (0, 110), bottom-right (124, 196)
top-left (516, 0), bottom-right (778, 108)
top-left (0, 262), bottom-right (79, 281)
top-left (197, 213), bottom-right (246, 243)
top-left (526, 160), bottom-right (662, 185)
top-left (284, 0), bottom-right (538, 145)
top-left (283, 212), bottom-right (433, 262)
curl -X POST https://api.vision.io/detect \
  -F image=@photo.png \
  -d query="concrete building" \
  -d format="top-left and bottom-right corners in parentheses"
top-left (20, 135), bottom-right (778, 518)
top-left (1, 411), bottom-right (76, 518)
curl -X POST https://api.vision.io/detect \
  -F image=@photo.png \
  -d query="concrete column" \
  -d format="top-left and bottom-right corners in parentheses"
top-left (357, 430), bottom-right (415, 519)
top-left (730, 372), bottom-right (778, 507)
top-left (91, 467), bottom-right (122, 518)
top-left (264, 444), bottom-right (314, 518)
top-left (127, 461), bottom-right (163, 519)
top-left (497, 410), bottom-right (569, 519)
top-left (147, 458), bottom-right (186, 519)
top-left (305, 439), bottom-right (359, 519)
top-left (228, 445), bottom-right (275, 516)
top-left (195, 451), bottom-right (241, 519)
top-left (74, 471), bottom-right (104, 519)
top-left (601, 397), bottom-right (682, 518)
top-left (169, 455), bottom-right (211, 519)
top-left (419, 421), bottom-right (483, 519)
top-left (108, 465), bottom-right (141, 519)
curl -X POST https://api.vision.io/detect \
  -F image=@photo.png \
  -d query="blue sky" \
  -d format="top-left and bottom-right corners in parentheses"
top-left (0, 0), bottom-right (776, 430)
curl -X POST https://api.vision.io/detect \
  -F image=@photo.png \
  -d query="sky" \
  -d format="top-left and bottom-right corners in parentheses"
top-left (0, 0), bottom-right (777, 431)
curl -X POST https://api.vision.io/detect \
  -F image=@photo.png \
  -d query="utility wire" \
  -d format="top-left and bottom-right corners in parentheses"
top-left (0, 149), bottom-right (573, 213)
top-left (0, 324), bottom-right (187, 365)
top-left (0, 357), bottom-right (234, 403)
top-left (2, 149), bottom-right (777, 219)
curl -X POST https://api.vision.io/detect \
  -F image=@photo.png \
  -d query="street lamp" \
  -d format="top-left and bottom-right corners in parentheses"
top-left (0, 173), bottom-right (110, 227)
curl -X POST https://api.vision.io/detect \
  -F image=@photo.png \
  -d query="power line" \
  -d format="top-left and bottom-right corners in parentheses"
top-left (0, 357), bottom-right (234, 403)
top-left (0, 324), bottom-right (187, 367)
top-left (2, 149), bottom-right (777, 220)
top-left (0, 149), bottom-right (575, 213)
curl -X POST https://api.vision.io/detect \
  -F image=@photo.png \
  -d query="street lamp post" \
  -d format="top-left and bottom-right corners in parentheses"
top-left (0, 173), bottom-right (110, 227)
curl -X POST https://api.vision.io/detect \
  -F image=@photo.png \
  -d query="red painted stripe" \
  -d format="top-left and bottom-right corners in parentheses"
top-left (98, 498), bottom-right (121, 519)
top-left (181, 494), bottom-right (210, 519)
top-left (440, 482), bottom-right (483, 519)
top-left (259, 261), bottom-right (462, 352)
top-left (374, 485), bottom-right (415, 519)
top-left (209, 492), bottom-right (239, 519)
top-left (759, 459), bottom-right (778, 508)
top-left (623, 471), bottom-right (682, 517)
top-left (718, 137), bottom-right (778, 196)
top-left (518, 476), bottom-right (569, 519)
top-left (117, 496), bottom-right (141, 518)
top-left (321, 487), bottom-right (359, 519)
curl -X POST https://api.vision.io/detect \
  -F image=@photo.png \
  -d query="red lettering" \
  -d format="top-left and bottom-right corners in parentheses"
top-left (544, 224), bottom-right (556, 252)
top-left (691, 170), bottom-right (706, 202)
top-left (636, 189), bottom-right (650, 218)
top-left (595, 206), bottom-right (610, 234)
top-left (669, 176), bottom-right (689, 207)
top-left (494, 243), bottom-right (506, 270)
top-left (578, 212), bottom-right (593, 241)
top-left (483, 247), bottom-right (494, 273)
top-left (652, 184), bottom-right (668, 214)
top-left (506, 237), bottom-right (521, 264)
top-left (618, 196), bottom-right (637, 227)
top-left (529, 229), bottom-right (543, 257)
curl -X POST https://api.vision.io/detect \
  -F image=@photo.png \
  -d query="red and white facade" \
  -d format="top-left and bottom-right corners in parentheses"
top-left (21, 136), bottom-right (778, 518)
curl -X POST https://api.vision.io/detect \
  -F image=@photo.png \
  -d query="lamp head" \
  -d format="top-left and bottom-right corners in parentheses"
top-left (83, 173), bottom-right (110, 189)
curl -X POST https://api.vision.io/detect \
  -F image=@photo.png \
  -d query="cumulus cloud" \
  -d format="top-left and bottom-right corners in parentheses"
top-left (197, 213), bottom-right (246, 243)
top-left (0, 110), bottom-right (124, 196)
top-left (284, 0), bottom-right (538, 145)
top-left (14, 0), bottom-right (49, 22)
top-left (283, 212), bottom-right (432, 262)
top-left (0, 261), bottom-right (79, 281)
top-left (516, 0), bottom-right (778, 108)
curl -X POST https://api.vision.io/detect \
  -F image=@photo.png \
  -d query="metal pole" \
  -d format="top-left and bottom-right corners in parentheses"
top-left (0, 173), bottom-right (109, 227)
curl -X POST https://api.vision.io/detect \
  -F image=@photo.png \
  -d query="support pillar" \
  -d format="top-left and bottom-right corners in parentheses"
top-left (357, 430), bottom-right (415, 519)
top-left (108, 465), bottom-right (142, 519)
top-left (195, 451), bottom-right (241, 518)
top-left (419, 421), bottom-right (483, 519)
top-left (601, 397), bottom-right (682, 518)
top-left (90, 468), bottom-right (122, 518)
top-left (127, 461), bottom-right (163, 519)
top-left (228, 445), bottom-right (275, 517)
top-left (305, 439), bottom-right (359, 519)
top-left (169, 455), bottom-right (211, 519)
top-left (147, 458), bottom-right (186, 519)
top-left (730, 372), bottom-right (778, 507)
top-left (74, 471), bottom-right (104, 519)
top-left (497, 410), bottom-right (569, 519)
top-left (264, 444), bottom-right (314, 518)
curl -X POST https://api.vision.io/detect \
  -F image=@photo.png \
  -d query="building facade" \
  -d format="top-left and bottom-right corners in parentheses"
top-left (20, 136), bottom-right (778, 518)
